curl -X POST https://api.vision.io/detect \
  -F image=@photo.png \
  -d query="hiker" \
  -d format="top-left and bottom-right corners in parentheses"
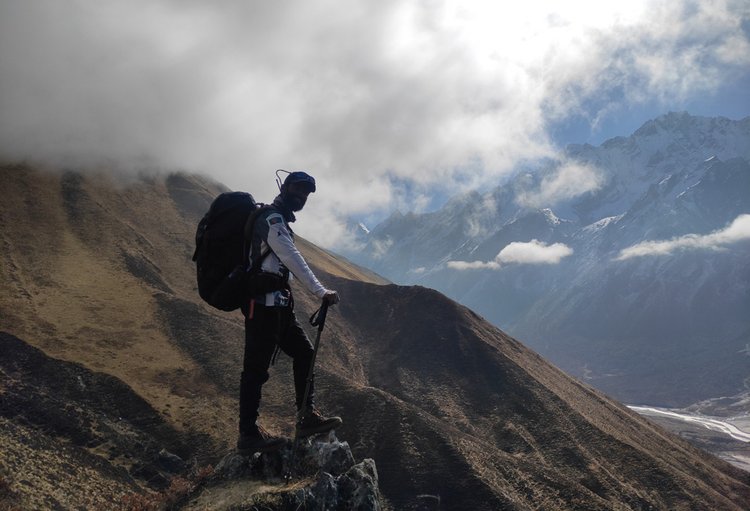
top-left (237, 171), bottom-right (342, 454)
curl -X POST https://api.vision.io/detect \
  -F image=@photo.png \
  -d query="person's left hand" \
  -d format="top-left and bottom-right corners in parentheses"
top-left (323, 290), bottom-right (340, 306)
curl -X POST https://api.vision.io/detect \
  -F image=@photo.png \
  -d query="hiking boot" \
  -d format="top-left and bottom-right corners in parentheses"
top-left (237, 424), bottom-right (286, 454)
top-left (296, 407), bottom-right (343, 438)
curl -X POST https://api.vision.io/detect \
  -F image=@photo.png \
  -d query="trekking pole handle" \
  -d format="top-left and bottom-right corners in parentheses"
top-left (309, 301), bottom-right (328, 331)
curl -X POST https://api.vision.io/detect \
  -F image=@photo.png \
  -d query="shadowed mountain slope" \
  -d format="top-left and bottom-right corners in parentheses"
top-left (1, 162), bottom-right (749, 510)
top-left (0, 332), bottom-right (200, 509)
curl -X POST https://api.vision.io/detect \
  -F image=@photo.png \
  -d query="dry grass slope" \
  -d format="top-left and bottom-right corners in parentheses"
top-left (1, 162), bottom-right (749, 510)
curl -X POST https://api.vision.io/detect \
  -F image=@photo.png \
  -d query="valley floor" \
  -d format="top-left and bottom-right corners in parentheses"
top-left (629, 406), bottom-right (750, 472)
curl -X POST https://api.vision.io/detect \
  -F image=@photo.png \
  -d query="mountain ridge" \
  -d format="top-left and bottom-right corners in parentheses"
top-left (346, 112), bottom-right (750, 407)
top-left (2, 163), bottom-right (749, 509)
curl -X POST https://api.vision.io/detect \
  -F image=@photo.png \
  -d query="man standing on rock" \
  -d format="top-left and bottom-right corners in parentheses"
top-left (238, 170), bottom-right (342, 454)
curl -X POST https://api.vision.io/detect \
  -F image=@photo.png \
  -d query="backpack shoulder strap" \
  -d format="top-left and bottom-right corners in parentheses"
top-left (244, 204), bottom-right (273, 241)
top-left (244, 204), bottom-right (275, 271)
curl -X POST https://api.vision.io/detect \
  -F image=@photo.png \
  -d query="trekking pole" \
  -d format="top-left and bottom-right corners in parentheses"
top-left (285, 300), bottom-right (329, 483)
top-left (300, 301), bottom-right (328, 418)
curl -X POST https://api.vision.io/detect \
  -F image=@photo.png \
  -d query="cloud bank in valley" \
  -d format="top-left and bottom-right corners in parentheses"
top-left (516, 161), bottom-right (605, 208)
top-left (1, 0), bottom-right (748, 247)
top-left (448, 239), bottom-right (574, 270)
top-left (615, 214), bottom-right (750, 260)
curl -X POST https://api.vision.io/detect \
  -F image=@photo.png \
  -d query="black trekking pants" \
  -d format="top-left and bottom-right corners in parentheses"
top-left (239, 303), bottom-right (315, 435)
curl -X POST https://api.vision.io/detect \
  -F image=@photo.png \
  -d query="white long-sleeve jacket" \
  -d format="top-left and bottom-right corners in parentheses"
top-left (251, 208), bottom-right (330, 306)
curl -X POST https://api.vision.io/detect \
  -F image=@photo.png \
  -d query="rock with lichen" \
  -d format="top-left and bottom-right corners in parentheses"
top-left (183, 432), bottom-right (388, 511)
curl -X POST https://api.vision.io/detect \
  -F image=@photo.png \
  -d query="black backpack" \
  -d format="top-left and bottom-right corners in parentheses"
top-left (192, 191), bottom-right (261, 311)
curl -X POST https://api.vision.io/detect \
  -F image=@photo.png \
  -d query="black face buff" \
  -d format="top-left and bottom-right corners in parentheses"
top-left (281, 176), bottom-right (315, 211)
top-left (284, 190), bottom-right (309, 212)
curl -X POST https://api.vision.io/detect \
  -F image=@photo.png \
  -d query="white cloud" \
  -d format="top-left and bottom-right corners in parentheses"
top-left (448, 239), bottom-right (573, 270)
top-left (616, 214), bottom-right (750, 260)
top-left (0, 0), bottom-right (748, 248)
top-left (498, 240), bottom-right (574, 265)
top-left (447, 260), bottom-right (501, 271)
top-left (517, 161), bottom-right (604, 208)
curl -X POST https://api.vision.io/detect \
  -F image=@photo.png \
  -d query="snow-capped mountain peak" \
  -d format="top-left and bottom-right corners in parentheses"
top-left (345, 112), bottom-right (750, 406)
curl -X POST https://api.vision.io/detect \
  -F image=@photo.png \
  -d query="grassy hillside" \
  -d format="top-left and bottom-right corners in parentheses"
top-left (1, 162), bottom-right (748, 510)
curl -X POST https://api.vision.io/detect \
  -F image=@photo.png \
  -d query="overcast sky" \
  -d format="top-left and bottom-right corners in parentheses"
top-left (1, 0), bottom-right (749, 248)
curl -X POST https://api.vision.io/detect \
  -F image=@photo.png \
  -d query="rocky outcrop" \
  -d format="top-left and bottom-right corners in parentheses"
top-left (183, 432), bottom-right (387, 511)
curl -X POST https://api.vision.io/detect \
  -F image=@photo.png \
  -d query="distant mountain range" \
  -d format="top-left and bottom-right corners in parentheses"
top-left (345, 112), bottom-right (750, 407)
top-left (2, 163), bottom-right (749, 509)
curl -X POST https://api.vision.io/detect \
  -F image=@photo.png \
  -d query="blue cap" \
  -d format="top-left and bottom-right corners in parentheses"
top-left (283, 171), bottom-right (316, 193)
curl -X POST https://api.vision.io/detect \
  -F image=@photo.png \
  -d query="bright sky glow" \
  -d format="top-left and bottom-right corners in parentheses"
top-left (1, 0), bottom-right (748, 248)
